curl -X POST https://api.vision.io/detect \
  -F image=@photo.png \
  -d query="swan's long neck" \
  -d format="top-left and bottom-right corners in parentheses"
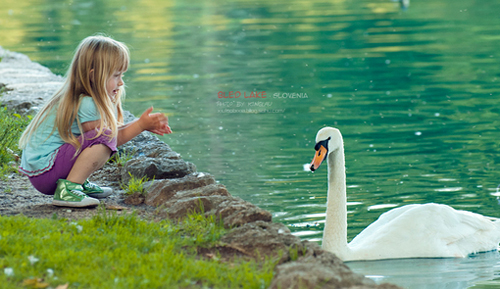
top-left (322, 146), bottom-right (350, 259)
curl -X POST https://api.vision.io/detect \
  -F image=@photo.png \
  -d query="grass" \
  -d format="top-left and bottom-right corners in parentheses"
top-left (0, 208), bottom-right (277, 289)
top-left (108, 148), bottom-right (136, 167)
top-left (121, 172), bottom-right (151, 196)
top-left (0, 102), bottom-right (31, 180)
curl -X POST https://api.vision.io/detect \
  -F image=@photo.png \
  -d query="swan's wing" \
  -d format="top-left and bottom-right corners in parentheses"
top-left (349, 204), bottom-right (422, 246)
top-left (440, 208), bottom-right (500, 253)
top-left (349, 203), bottom-right (500, 258)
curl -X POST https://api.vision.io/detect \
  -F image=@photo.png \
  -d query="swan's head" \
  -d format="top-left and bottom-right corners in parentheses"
top-left (310, 127), bottom-right (343, 171)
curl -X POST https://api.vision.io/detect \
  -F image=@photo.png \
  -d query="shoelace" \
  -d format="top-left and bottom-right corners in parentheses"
top-left (85, 181), bottom-right (100, 190)
top-left (71, 190), bottom-right (88, 197)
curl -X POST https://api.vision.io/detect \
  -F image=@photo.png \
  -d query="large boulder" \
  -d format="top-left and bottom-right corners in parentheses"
top-left (269, 249), bottom-right (404, 289)
top-left (213, 197), bottom-right (273, 227)
top-left (122, 156), bottom-right (196, 183)
top-left (218, 221), bottom-right (303, 263)
top-left (147, 173), bottom-right (272, 227)
top-left (118, 125), bottom-right (182, 160)
top-left (165, 194), bottom-right (273, 228)
top-left (144, 173), bottom-right (217, 206)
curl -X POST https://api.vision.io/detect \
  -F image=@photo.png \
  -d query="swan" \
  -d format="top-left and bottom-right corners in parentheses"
top-left (309, 127), bottom-right (500, 261)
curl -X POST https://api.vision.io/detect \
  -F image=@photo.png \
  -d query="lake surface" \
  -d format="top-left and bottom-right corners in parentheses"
top-left (2, 0), bottom-right (500, 287)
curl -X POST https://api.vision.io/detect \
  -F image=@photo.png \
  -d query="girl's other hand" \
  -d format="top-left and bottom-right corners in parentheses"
top-left (138, 107), bottom-right (172, 135)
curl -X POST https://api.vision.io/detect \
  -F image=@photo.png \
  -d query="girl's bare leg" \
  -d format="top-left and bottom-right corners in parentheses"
top-left (66, 144), bottom-right (111, 184)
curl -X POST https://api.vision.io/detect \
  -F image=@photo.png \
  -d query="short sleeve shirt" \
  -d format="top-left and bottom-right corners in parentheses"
top-left (19, 96), bottom-right (101, 176)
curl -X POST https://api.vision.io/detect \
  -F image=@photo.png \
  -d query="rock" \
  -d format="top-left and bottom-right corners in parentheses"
top-left (0, 46), bottom-right (64, 115)
top-left (144, 173), bottom-right (217, 206)
top-left (124, 192), bottom-right (146, 205)
top-left (166, 195), bottom-right (221, 219)
top-left (218, 221), bottom-right (302, 263)
top-left (164, 194), bottom-right (272, 228)
top-left (119, 114), bottom-right (182, 160)
top-left (90, 164), bottom-right (122, 188)
top-left (119, 127), bottom-right (181, 160)
top-left (122, 156), bottom-right (196, 183)
top-left (215, 197), bottom-right (272, 227)
top-left (269, 249), bottom-right (404, 289)
top-left (147, 175), bottom-right (272, 228)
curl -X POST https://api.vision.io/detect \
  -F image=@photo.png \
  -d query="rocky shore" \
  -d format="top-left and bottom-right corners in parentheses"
top-left (0, 47), bottom-right (402, 289)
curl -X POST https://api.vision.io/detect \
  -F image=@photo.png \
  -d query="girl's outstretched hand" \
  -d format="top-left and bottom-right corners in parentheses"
top-left (138, 107), bottom-right (172, 136)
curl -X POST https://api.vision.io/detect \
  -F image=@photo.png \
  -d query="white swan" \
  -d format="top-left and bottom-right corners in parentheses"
top-left (310, 127), bottom-right (500, 261)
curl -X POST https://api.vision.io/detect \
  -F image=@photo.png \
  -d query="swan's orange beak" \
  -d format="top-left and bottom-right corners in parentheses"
top-left (310, 145), bottom-right (327, 171)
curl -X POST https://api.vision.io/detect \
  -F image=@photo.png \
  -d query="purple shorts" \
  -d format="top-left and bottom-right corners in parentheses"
top-left (28, 129), bottom-right (117, 195)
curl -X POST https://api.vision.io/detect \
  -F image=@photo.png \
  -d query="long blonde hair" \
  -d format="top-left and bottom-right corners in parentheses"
top-left (19, 35), bottom-right (129, 154)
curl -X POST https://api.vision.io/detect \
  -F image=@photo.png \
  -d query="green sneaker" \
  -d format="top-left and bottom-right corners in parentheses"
top-left (82, 179), bottom-right (113, 199)
top-left (52, 179), bottom-right (100, 208)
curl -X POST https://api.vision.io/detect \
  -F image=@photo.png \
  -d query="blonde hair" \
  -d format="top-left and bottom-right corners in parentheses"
top-left (19, 35), bottom-right (129, 154)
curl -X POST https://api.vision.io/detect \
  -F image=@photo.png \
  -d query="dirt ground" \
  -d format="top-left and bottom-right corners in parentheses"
top-left (0, 163), bottom-right (156, 221)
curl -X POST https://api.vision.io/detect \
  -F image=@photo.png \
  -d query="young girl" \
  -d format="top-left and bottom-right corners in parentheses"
top-left (19, 35), bottom-right (172, 208)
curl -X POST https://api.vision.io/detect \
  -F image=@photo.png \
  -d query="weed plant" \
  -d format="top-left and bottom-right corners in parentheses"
top-left (0, 208), bottom-right (276, 288)
top-left (121, 172), bottom-right (151, 196)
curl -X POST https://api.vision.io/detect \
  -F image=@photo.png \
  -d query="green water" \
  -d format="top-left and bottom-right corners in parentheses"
top-left (3, 0), bottom-right (500, 287)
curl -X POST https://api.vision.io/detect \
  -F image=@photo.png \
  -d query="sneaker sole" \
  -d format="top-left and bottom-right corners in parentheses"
top-left (52, 198), bottom-right (100, 208)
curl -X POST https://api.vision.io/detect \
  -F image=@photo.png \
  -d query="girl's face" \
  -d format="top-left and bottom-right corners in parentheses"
top-left (106, 70), bottom-right (125, 98)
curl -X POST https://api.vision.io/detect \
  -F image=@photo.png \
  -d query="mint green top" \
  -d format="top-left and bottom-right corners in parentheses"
top-left (19, 96), bottom-right (101, 177)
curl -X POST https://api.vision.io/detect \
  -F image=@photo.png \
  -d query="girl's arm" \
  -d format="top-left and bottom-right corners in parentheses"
top-left (81, 107), bottom-right (172, 146)
top-left (117, 119), bottom-right (143, 146)
top-left (81, 119), bottom-right (141, 146)
top-left (117, 107), bottom-right (171, 146)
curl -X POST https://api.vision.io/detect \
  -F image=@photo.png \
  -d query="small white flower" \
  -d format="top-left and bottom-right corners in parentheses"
top-left (4, 267), bottom-right (13, 276)
top-left (46, 269), bottom-right (54, 277)
top-left (70, 222), bottom-right (83, 233)
top-left (28, 255), bottom-right (39, 265)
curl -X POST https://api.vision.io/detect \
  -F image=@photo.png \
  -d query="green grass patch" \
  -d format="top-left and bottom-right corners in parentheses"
top-left (0, 209), bottom-right (276, 288)
top-left (0, 104), bottom-right (31, 179)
